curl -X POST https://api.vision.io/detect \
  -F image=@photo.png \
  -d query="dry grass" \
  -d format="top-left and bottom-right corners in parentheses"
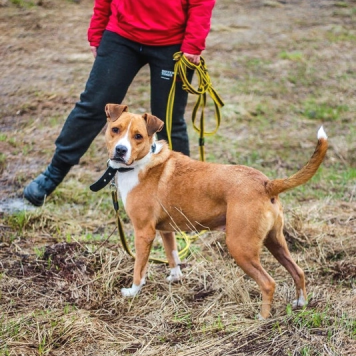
top-left (1, 0), bottom-right (355, 355)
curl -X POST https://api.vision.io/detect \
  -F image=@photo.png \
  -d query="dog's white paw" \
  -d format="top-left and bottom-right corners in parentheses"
top-left (121, 285), bottom-right (141, 297)
top-left (121, 280), bottom-right (145, 298)
top-left (166, 265), bottom-right (183, 283)
top-left (292, 291), bottom-right (307, 308)
top-left (257, 313), bottom-right (265, 321)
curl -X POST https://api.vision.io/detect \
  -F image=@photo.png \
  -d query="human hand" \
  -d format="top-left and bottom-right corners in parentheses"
top-left (183, 53), bottom-right (200, 65)
top-left (90, 46), bottom-right (97, 58)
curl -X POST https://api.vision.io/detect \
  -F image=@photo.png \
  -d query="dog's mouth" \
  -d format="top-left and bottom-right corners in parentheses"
top-left (112, 156), bottom-right (126, 164)
top-left (111, 155), bottom-right (134, 166)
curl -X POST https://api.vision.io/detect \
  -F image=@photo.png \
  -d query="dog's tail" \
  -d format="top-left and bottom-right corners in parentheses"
top-left (265, 126), bottom-right (328, 197)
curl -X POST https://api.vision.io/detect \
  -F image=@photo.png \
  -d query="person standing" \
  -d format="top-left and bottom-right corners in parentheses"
top-left (24, 0), bottom-right (216, 206)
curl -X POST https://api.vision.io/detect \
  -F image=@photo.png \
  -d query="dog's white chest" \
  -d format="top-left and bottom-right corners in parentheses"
top-left (116, 170), bottom-right (140, 207)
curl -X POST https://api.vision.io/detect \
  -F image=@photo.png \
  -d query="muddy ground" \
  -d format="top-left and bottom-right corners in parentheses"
top-left (0, 0), bottom-right (355, 355)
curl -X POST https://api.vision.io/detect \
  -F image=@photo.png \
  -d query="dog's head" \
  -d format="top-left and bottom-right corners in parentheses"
top-left (105, 104), bottom-right (164, 167)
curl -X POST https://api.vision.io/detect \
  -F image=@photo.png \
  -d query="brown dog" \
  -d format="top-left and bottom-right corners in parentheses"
top-left (103, 103), bottom-right (328, 319)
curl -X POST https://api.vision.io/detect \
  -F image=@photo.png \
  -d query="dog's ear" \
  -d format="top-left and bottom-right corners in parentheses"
top-left (105, 104), bottom-right (128, 122)
top-left (143, 113), bottom-right (164, 136)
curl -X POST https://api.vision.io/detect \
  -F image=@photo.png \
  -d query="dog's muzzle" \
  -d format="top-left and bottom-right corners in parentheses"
top-left (112, 144), bottom-right (128, 163)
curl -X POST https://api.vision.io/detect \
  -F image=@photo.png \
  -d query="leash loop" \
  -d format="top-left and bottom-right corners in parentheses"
top-left (166, 52), bottom-right (224, 161)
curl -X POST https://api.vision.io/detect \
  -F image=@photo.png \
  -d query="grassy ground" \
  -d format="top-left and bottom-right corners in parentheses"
top-left (0, 0), bottom-right (355, 355)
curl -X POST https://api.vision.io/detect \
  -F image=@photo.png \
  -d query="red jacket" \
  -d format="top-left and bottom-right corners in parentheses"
top-left (88, 0), bottom-right (215, 55)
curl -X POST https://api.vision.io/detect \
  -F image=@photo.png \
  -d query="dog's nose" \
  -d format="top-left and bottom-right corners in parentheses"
top-left (115, 145), bottom-right (128, 157)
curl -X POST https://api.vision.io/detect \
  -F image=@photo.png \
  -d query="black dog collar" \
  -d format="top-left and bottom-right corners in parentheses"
top-left (90, 166), bottom-right (133, 192)
top-left (90, 144), bottom-right (156, 192)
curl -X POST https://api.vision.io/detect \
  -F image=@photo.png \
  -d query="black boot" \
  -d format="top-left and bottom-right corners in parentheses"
top-left (24, 164), bottom-right (71, 206)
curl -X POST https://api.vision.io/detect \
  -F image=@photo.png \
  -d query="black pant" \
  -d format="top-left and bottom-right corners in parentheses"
top-left (52, 30), bottom-right (193, 170)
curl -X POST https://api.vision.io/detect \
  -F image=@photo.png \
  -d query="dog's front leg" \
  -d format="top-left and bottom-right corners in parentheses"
top-left (160, 231), bottom-right (183, 282)
top-left (121, 229), bottom-right (155, 298)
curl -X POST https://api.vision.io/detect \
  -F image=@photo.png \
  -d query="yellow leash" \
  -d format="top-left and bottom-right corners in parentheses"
top-left (166, 52), bottom-right (224, 161)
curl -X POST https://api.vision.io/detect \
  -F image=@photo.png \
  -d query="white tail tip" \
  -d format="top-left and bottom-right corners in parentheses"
top-left (317, 126), bottom-right (327, 140)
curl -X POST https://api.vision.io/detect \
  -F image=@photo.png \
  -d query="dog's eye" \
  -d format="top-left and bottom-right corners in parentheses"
top-left (112, 127), bottom-right (119, 134)
top-left (134, 134), bottom-right (143, 140)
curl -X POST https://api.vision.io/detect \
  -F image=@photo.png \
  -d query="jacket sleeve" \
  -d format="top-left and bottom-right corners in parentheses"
top-left (87, 0), bottom-right (112, 47)
top-left (181, 0), bottom-right (216, 55)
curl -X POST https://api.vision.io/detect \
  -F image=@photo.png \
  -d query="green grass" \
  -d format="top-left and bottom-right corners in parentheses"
top-left (34, 246), bottom-right (45, 260)
top-left (302, 99), bottom-right (349, 121)
top-left (287, 306), bottom-right (356, 339)
top-left (334, 1), bottom-right (349, 8)
top-left (279, 51), bottom-right (304, 62)
top-left (286, 63), bottom-right (318, 86)
top-left (326, 27), bottom-right (356, 43)
top-left (9, 0), bottom-right (35, 7)
top-left (0, 153), bottom-right (6, 172)
top-left (5, 211), bottom-right (29, 232)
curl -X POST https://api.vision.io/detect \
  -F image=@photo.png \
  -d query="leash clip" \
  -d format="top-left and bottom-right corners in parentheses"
top-left (110, 178), bottom-right (117, 191)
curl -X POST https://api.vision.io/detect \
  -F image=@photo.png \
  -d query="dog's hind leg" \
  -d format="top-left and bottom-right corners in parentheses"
top-left (160, 231), bottom-right (183, 282)
top-left (121, 227), bottom-right (155, 298)
top-left (264, 224), bottom-right (307, 309)
top-left (225, 229), bottom-right (276, 319)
